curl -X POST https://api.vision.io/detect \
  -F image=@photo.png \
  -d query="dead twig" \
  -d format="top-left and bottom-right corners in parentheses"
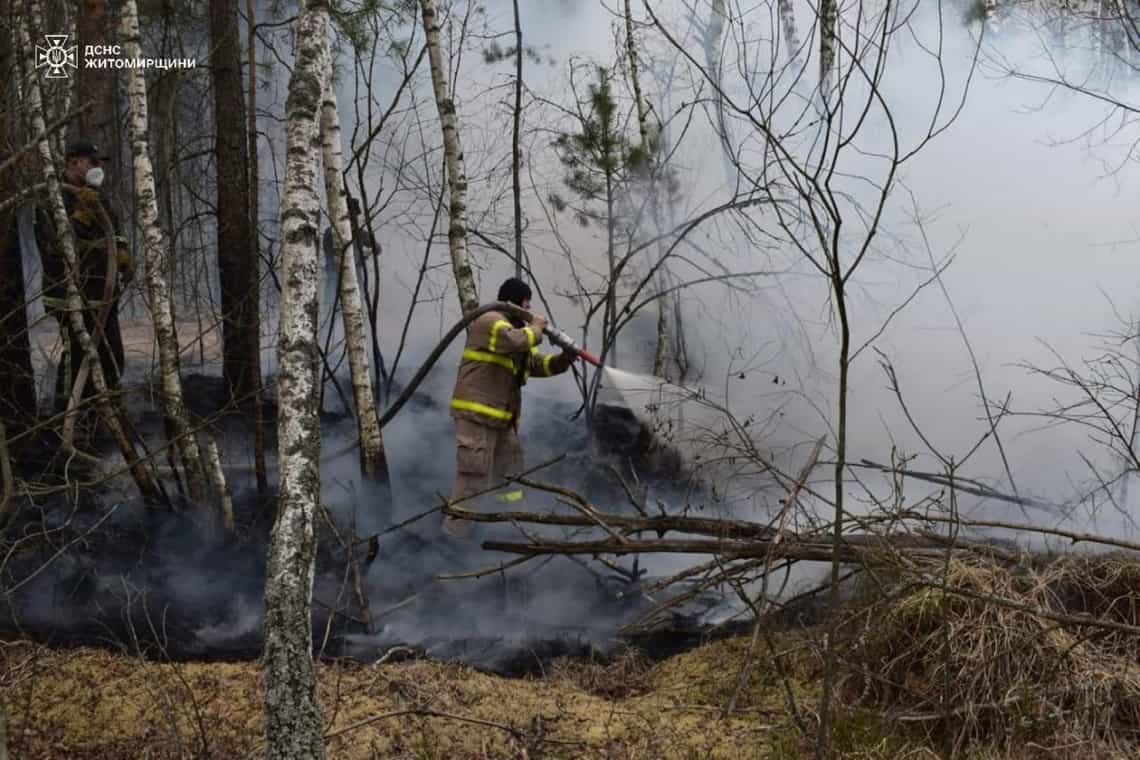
top-left (323, 707), bottom-right (583, 746)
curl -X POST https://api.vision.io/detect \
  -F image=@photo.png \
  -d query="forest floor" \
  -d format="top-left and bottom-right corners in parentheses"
top-left (13, 320), bottom-right (1140, 759)
top-left (0, 630), bottom-right (893, 760)
top-left (7, 593), bottom-right (1138, 760)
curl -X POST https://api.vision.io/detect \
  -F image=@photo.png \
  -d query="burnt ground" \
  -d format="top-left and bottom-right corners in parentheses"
top-left (0, 371), bottom-right (760, 676)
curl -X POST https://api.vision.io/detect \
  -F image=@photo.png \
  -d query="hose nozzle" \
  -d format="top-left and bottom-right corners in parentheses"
top-left (543, 326), bottom-right (601, 367)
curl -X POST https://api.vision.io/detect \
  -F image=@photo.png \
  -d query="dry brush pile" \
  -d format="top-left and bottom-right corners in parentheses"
top-left (838, 552), bottom-right (1140, 755)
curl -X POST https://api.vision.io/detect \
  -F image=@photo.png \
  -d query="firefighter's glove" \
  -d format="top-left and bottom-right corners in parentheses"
top-left (115, 239), bottom-right (133, 284)
top-left (529, 313), bottom-right (548, 334)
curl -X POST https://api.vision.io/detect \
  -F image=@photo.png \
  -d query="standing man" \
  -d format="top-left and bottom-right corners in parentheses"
top-left (445, 278), bottom-right (577, 537)
top-left (37, 140), bottom-right (133, 414)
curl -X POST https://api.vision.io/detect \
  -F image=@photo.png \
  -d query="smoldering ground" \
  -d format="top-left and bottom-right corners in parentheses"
top-left (0, 362), bottom-right (746, 674)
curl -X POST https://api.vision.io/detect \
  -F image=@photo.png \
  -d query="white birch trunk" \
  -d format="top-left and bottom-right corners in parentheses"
top-left (623, 0), bottom-right (671, 378)
top-left (777, 0), bottom-right (800, 63)
top-left (703, 0), bottom-right (737, 188)
top-left (262, 0), bottom-right (328, 757)
top-left (120, 0), bottom-right (208, 501)
top-left (419, 0), bottom-right (479, 315)
top-left (205, 434), bottom-right (234, 531)
top-left (820, 0), bottom-right (837, 95)
top-left (18, 0), bottom-right (159, 501)
top-left (319, 74), bottom-right (387, 481)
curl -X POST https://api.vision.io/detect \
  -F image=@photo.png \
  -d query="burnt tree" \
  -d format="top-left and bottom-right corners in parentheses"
top-left (210, 0), bottom-right (260, 404)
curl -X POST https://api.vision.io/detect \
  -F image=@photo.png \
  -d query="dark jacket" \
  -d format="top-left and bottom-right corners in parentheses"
top-left (35, 186), bottom-right (129, 310)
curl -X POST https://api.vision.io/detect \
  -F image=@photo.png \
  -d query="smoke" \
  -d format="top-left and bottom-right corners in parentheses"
top-left (14, 0), bottom-right (1140, 670)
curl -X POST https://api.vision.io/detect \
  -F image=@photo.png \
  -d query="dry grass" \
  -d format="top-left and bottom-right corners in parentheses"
top-left (10, 554), bottom-right (1140, 758)
top-left (0, 638), bottom-right (807, 760)
top-left (841, 554), bottom-right (1140, 757)
top-left (547, 645), bottom-right (654, 700)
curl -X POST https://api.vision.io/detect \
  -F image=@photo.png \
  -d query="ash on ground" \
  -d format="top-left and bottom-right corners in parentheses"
top-left (0, 374), bottom-right (761, 675)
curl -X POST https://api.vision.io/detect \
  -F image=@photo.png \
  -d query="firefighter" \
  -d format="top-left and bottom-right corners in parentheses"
top-left (36, 140), bottom-right (133, 415)
top-left (444, 277), bottom-right (577, 538)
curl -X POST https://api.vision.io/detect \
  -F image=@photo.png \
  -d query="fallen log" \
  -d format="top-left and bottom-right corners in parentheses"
top-left (480, 534), bottom-right (976, 564)
top-left (444, 502), bottom-right (777, 541)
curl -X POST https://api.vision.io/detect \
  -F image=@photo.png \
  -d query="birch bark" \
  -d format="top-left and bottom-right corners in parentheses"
top-left (622, 0), bottom-right (669, 377)
top-left (120, 0), bottom-right (208, 501)
top-left (703, 0), bottom-right (737, 187)
top-left (820, 0), bottom-right (837, 95)
top-left (18, 0), bottom-right (159, 502)
top-left (319, 73), bottom-right (387, 481)
top-left (419, 0), bottom-right (479, 315)
top-left (261, 0), bottom-right (329, 756)
top-left (777, 0), bottom-right (800, 62)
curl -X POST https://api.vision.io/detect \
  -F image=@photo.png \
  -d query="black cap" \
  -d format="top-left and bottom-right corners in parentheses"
top-left (65, 140), bottom-right (110, 161)
top-left (497, 277), bottom-right (532, 306)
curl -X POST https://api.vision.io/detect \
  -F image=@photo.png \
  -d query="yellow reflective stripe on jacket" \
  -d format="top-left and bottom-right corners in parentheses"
top-left (462, 348), bottom-right (515, 372)
top-left (542, 353), bottom-right (554, 377)
top-left (524, 326), bottom-right (536, 350)
top-left (451, 397), bottom-right (515, 421)
top-left (488, 320), bottom-right (513, 353)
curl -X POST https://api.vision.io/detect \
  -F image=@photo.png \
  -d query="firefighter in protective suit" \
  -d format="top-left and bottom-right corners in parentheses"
top-left (445, 278), bottom-right (576, 538)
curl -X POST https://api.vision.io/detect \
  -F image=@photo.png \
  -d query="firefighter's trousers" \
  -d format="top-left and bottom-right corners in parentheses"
top-left (445, 417), bottom-right (524, 538)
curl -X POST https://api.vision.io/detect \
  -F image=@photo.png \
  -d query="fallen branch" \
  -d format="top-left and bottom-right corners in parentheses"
top-left (852, 459), bottom-right (1055, 511)
top-left (481, 534), bottom-right (961, 563)
top-left (907, 511), bottom-right (1140, 554)
top-left (444, 501), bottom-right (777, 541)
top-left (324, 707), bottom-right (582, 746)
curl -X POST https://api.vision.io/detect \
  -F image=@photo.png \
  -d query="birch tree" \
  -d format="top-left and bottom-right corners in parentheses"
top-left (778, 0), bottom-right (800, 62)
top-left (420, 0), bottom-right (479, 315)
top-left (820, 0), bottom-right (837, 93)
top-left (18, 0), bottom-right (159, 502)
top-left (622, 0), bottom-right (671, 377)
top-left (120, 0), bottom-right (209, 501)
top-left (702, 0), bottom-right (737, 187)
top-left (262, 0), bottom-right (329, 755)
top-left (319, 71), bottom-right (387, 482)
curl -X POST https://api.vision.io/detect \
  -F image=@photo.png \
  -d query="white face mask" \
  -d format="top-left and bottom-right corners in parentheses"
top-left (85, 166), bottom-right (105, 188)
